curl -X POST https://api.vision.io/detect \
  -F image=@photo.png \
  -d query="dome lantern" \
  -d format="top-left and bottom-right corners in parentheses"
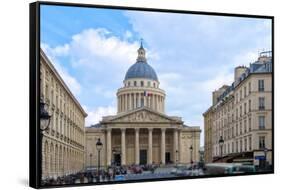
top-left (137, 39), bottom-right (147, 62)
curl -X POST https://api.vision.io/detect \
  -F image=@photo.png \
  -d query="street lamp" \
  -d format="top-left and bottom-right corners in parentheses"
top-left (263, 147), bottom-right (268, 169)
top-left (40, 99), bottom-right (51, 180)
top-left (189, 145), bottom-right (193, 164)
top-left (96, 138), bottom-right (103, 182)
top-left (40, 99), bottom-right (51, 131)
top-left (219, 136), bottom-right (224, 159)
top-left (175, 150), bottom-right (178, 166)
top-left (89, 153), bottom-right (93, 169)
top-left (112, 149), bottom-right (116, 166)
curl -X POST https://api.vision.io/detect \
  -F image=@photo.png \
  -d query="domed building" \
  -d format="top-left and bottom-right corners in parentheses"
top-left (85, 43), bottom-right (201, 167)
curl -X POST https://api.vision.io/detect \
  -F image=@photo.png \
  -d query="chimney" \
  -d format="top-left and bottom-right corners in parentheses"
top-left (234, 66), bottom-right (247, 82)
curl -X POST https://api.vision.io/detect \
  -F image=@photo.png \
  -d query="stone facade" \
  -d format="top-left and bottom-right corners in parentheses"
top-left (40, 50), bottom-right (87, 179)
top-left (203, 51), bottom-right (272, 166)
top-left (85, 45), bottom-right (201, 167)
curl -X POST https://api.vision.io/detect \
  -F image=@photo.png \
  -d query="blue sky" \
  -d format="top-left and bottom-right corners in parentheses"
top-left (40, 5), bottom-right (272, 145)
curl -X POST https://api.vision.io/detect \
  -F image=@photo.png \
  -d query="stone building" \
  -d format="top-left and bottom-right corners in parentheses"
top-left (203, 51), bottom-right (272, 167)
top-left (40, 49), bottom-right (87, 179)
top-left (85, 44), bottom-right (201, 167)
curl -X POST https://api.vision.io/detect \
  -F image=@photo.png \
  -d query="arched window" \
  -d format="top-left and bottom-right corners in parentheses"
top-left (141, 81), bottom-right (144, 87)
top-left (128, 81), bottom-right (130, 86)
top-left (134, 81), bottom-right (137, 86)
top-left (153, 83), bottom-right (156, 88)
top-left (148, 81), bottom-right (151, 87)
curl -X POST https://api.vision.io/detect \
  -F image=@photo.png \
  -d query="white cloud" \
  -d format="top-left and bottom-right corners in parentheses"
top-left (41, 43), bottom-right (81, 96)
top-left (68, 28), bottom-right (138, 70)
top-left (83, 105), bottom-right (116, 126)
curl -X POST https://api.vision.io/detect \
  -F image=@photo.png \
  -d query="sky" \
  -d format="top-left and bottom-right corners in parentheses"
top-left (40, 5), bottom-right (272, 146)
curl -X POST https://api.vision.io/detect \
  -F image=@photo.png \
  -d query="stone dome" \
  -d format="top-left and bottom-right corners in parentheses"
top-left (124, 43), bottom-right (158, 81)
top-left (124, 61), bottom-right (158, 81)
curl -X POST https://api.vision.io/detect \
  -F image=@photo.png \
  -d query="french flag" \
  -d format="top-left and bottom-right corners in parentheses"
top-left (144, 91), bottom-right (152, 97)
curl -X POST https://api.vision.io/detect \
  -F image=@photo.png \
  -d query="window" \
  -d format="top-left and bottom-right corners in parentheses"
top-left (249, 136), bottom-right (252, 150)
top-left (249, 117), bottom-right (251, 131)
top-left (244, 102), bottom-right (247, 114)
top-left (244, 119), bottom-right (247, 133)
top-left (228, 143), bottom-right (230, 154)
top-left (259, 136), bottom-right (265, 149)
top-left (141, 81), bottom-right (144, 87)
top-left (244, 86), bottom-right (247, 98)
top-left (236, 109), bottom-right (238, 120)
top-left (45, 84), bottom-right (49, 99)
top-left (236, 141), bottom-right (238, 152)
top-left (258, 80), bottom-right (264, 91)
top-left (240, 106), bottom-right (242, 117)
top-left (153, 83), bottom-right (156, 88)
top-left (128, 81), bottom-right (131, 86)
top-left (248, 82), bottom-right (251, 94)
top-left (244, 138), bottom-right (247, 151)
top-left (148, 81), bottom-right (151, 87)
top-left (259, 97), bottom-right (265, 110)
top-left (249, 99), bottom-right (251, 112)
top-left (240, 90), bottom-right (242, 101)
top-left (134, 81), bottom-right (137, 86)
top-left (259, 116), bottom-right (265, 129)
top-left (236, 123), bottom-right (238, 136)
top-left (240, 139), bottom-right (243, 152)
top-left (240, 121), bottom-right (242, 135)
top-left (232, 142), bottom-right (234, 153)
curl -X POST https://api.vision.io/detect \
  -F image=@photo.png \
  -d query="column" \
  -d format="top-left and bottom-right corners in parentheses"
top-left (121, 94), bottom-right (125, 112)
top-left (152, 95), bottom-right (155, 110)
top-left (138, 93), bottom-right (141, 108)
top-left (134, 93), bottom-right (136, 109)
top-left (106, 128), bottom-right (112, 166)
top-left (148, 128), bottom-right (153, 164)
top-left (118, 96), bottom-right (120, 113)
top-left (120, 95), bottom-right (122, 112)
top-left (161, 128), bottom-right (166, 164)
top-left (121, 128), bottom-right (126, 165)
top-left (125, 94), bottom-right (128, 111)
top-left (163, 97), bottom-right (165, 113)
top-left (157, 95), bottom-right (160, 112)
top-left (135, 128), bottom-right (140, 165)
top-left (129, 93), bottom-right (132, 110)
top-left (178, 130), bottom-right (182, 163)
top-left (144, 94), bottom-right (147, 107)
top-left (173, 129), bottom-right (179, 163)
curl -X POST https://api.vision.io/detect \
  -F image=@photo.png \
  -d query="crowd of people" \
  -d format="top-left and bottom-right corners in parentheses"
top-left (41, 164), bottom-right (160, 186)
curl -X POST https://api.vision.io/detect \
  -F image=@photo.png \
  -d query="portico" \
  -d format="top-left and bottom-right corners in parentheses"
top-left (104, 125), bottom-right (179, 166)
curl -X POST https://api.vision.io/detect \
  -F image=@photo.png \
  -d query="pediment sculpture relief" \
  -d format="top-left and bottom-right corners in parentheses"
top-left (113, 110), bottom-right (171, 122)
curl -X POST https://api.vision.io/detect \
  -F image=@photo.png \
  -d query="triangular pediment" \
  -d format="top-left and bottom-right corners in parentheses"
top-left (103, 107), bottom-right (181, 123)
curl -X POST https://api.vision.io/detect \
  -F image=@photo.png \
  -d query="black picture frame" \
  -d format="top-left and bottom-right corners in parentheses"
top-left (30, 1), bottom-right (274, 189)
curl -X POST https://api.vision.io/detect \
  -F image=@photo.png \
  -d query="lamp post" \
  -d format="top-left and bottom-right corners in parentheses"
top-left (112, 149), bottom-right (116, 166)
top-left (175, 150), bottom-right (178, 166)
top-left (189, 145), bottom-right (193, 164)
top-left (219, 136), bottom-right (224, 160)
top-left (89, 153), bottom-right (93, 169)
top-left (263, 147), bottom-right (268, 169)
top-left (40, 99), bottom-right (51, 180)
top-left (96, 138), bottom-right (103, 182)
